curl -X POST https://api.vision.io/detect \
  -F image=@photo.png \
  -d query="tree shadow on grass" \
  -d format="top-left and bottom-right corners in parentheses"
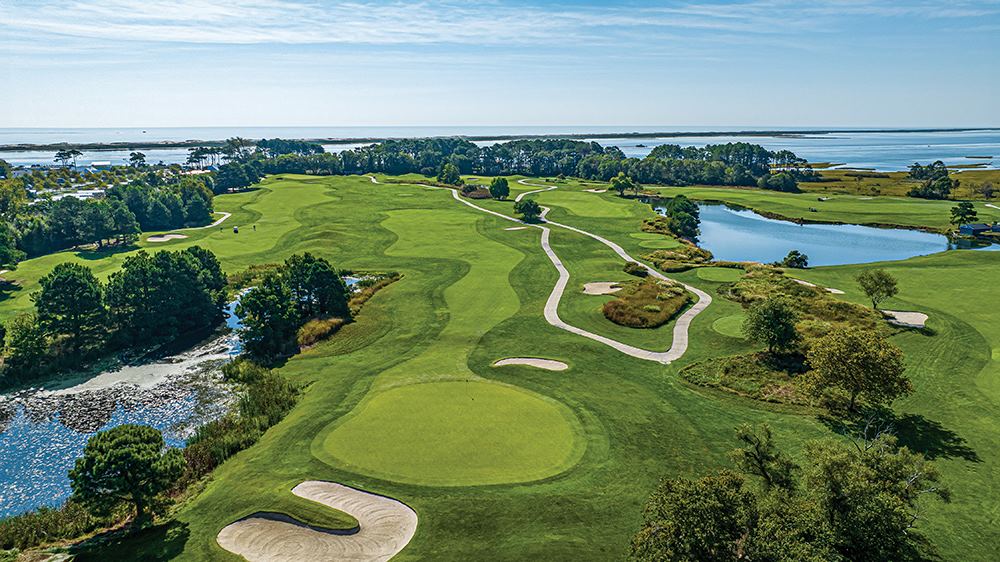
top-left (0, 279), bottom-right (22, 302)
top-left (819, 409), bottom-right (980, 463)
top-left (70, 520), bottom-right (190, 562)
top-left (74, 243), bottom-right (138, 261)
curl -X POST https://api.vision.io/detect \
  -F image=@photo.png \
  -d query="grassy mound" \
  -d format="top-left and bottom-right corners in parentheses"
top-left (681, 353), bottom-right (812, 406)
top-left (602, 278), bottom-right (690, 328)
top-left (315, 381), bottom-right (584, 486)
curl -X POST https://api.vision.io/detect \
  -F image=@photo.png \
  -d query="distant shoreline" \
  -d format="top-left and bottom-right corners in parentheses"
top-left (2, 127), bottom-right (998, 153)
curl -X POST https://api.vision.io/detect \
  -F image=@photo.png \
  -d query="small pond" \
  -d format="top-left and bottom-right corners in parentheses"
top-left (653, 202), bottom-right (987, 267)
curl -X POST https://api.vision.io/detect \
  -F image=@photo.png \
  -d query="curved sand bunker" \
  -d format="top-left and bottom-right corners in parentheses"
top-left (493, 358), bottom-right (569, 371)
top-left (884, 310), bottom-right (929, 328)
top-left (217, 481), bottom-right (417, 562)
top-left (504, 226), bottom-right (529, 231)
top-left (792, 278), bottom-right (844, 294)
top-left (146, 233), bottom-right (188, 243)
top-left (584, 188), bottom-right (607, 193)
top-left (582, 282), bottom-right (621, 295)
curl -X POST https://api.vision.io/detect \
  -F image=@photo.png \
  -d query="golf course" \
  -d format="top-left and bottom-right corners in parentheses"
top-left (2, 173), bottom-right (998, 561)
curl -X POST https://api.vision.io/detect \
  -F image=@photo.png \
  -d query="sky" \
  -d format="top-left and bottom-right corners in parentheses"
top-left (1, 0), bottom-right (999, 129)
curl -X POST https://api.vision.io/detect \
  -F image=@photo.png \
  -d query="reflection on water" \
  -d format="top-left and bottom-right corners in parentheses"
top-left (653, 203), bottom-right (980, 267)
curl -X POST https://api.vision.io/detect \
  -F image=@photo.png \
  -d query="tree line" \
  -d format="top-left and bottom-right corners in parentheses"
top-left (1, 246), bottom-right (226, 387)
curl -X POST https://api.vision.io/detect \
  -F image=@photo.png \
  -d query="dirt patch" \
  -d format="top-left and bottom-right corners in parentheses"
top-left (146, 234), bottom-right (188, 243)
top-left (217, 481), bottom-right (417, 562)
top-left (492, 358), bottom-right (569, 371)
top-left (582, 282), bottom-right (621, 295)
top-left (883, 310), bottom-right (928, 328)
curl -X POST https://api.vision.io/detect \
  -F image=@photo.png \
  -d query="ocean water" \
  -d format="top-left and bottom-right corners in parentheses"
top-left (0, 127), bottom-right (997, 171)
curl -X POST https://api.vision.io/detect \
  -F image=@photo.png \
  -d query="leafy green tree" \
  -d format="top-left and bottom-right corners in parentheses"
top-left (0, 223), bottom-right (24, 271)
top-left (803, 433), bottom-right (949, 561)
top-left (950, 201), bottom-right (977, 225)
top-left (33, 262), bottom-right (104, 351)
top-left (2, 313), bottom-right (48, 382)
top-left (69, 424), bottom-right (185, 523)
top-left (742, 296), bottom-right (799, 354)
top-left (284, 253), bottom-right (350, 319)
top-left (780, 250), bottom-right (809, 269)
top-left (855, 269), bottom-right (898, 309)
top-left (215, 163), bottom-right (251, 193)
top-left (489, 177), bottom-right (510, 200)
top-left (237, 273), bottom-right (300, 363)
top-left (610, 172), bottom-right (638, 197)
top-left (630, 470), bottom-right (755, 562)
top-left (513, 198), bottom-right (542, 222)
top-left (0, 158), bottom-right (11, 179)
top-left (807, 327), bottom-right (910, 411)
top-left (437, 162), bottom-right (463, 186)
top-left (128, 152), bottom-right (147, 168)
top-left (108, 199), bottom-right (140, 244)
top-left (757, 172), bottom-right (799, 193)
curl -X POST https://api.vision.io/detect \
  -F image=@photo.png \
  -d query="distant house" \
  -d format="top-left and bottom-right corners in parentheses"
top-left (959, 223), bottom-right (993, 236)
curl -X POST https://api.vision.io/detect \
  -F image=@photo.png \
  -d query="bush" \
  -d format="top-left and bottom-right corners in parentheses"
top-left (0, 501), bottom-right (113, 550)
top-left (603, 279), bottom-right (691, 328)
top-left (623, 261), bottom-right (649, 277)
top-left (297, 316), bottom-right (346, 347)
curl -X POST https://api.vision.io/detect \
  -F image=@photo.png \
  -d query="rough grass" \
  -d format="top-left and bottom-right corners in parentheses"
top-left (602, 278), bottom-right (690, 328)
top-left (296, 317), bottom-right (346, 347)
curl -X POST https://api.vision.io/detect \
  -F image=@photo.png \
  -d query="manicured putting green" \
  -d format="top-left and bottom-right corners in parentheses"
top-left (316, 381), bottom-right (584, 486)
top-left (629, 232), bottom-right (666, 240)
top-left (696, 267), bottom-right (744, 282)
top-left (712, 314), bottom-right (746, 338)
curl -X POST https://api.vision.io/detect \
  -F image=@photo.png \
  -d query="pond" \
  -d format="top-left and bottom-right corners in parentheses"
top-left (653, 202), bottom-right (973, 267)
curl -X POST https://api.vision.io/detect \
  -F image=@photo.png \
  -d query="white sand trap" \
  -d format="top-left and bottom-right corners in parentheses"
top-left (986, 203), bottom-right (1000, 210)
top-left (146, 234), bottom-right (188, 243)
top-left (582, 282), bottom-right (621, 295)
top-left (217, 481), bottom-right (417, 562)
top-left (792, 279), bottom-right (844, 294)
top-left (493, 358), bottom-right (569, 371)
top-left (584, 188), bottom-right (607, 193)
top-left (884, 310), bottom-right (929, 328)
top-left (505, 226), bottom-right (529, 231)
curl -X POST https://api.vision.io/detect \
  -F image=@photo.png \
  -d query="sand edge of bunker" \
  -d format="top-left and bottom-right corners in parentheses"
top-left (311, 380), bottom-right (586, 487)
top-left (146, 233), bottom-right (189, 243)
top-left (493, 357), bottom-right (569, 371)
top-left (217, 481), bottom-right (417, 562)
top-left (582, 282), bottom-right (621, 295)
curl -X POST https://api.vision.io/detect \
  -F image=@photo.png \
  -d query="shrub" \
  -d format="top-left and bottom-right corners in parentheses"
top-left (603, 279), bottom-right (691, 328)
top-left (297, 317), bottom-right (346, 347)
top-left (0, 501), bottom-right (113, 551)
top-left (623, 261), bottom-right (648, 277)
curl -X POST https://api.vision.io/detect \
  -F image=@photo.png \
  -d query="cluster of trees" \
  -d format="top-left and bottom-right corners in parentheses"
top-left (236, 253), bottom-right (351, 363)
top-left (631, 424), bottom-right (949, 561)
top-left (656, 195), bottom-right (700, 239)
top-left (513, 198), bottom-right (542, 222)
top-left (15, 197), bottom-right (140, 257)
top-left (741, 268), bottom-right (909, 411)
top-left (907, 161), bottom-right (957, 200)
top-left (1, 247), bottom-right (226, 386)
top-left (199, 136), bottom-right (807, 191)
top-left (108, 175), bottom-right (215, 230)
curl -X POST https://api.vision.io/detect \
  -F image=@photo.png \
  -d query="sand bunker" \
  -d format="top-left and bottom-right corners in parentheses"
top-left (884, 310), bottom-right (928, 328)
top-left (505, 226), bottom-right (529, 231)
top-left (217, 481), bottom-right (417, 562)
top-left (584, 188), bottom-right (607, 193)
top-left (793, 279), bottom-right (844, 294)
top-left (582, 282), bottom-right (621, 295)
top-left (146, 234), bottom-right (188, 243)
top-left (493, 358), bottom-right (569, 371)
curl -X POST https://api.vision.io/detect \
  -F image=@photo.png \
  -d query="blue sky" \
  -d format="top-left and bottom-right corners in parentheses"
top-left (1, 0), bottom-right (998, 128)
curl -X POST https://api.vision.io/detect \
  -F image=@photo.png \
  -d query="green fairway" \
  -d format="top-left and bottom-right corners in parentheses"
top-left (8, 174), bottom-right (999, 561)
top-left (316, 380), bottom-right (584, 486)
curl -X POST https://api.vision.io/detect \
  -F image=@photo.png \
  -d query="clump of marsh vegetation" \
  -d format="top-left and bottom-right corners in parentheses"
top-left (642, 244), bottom-right (713, 272)
top-left (602, 278), bottom-right (690, 329)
